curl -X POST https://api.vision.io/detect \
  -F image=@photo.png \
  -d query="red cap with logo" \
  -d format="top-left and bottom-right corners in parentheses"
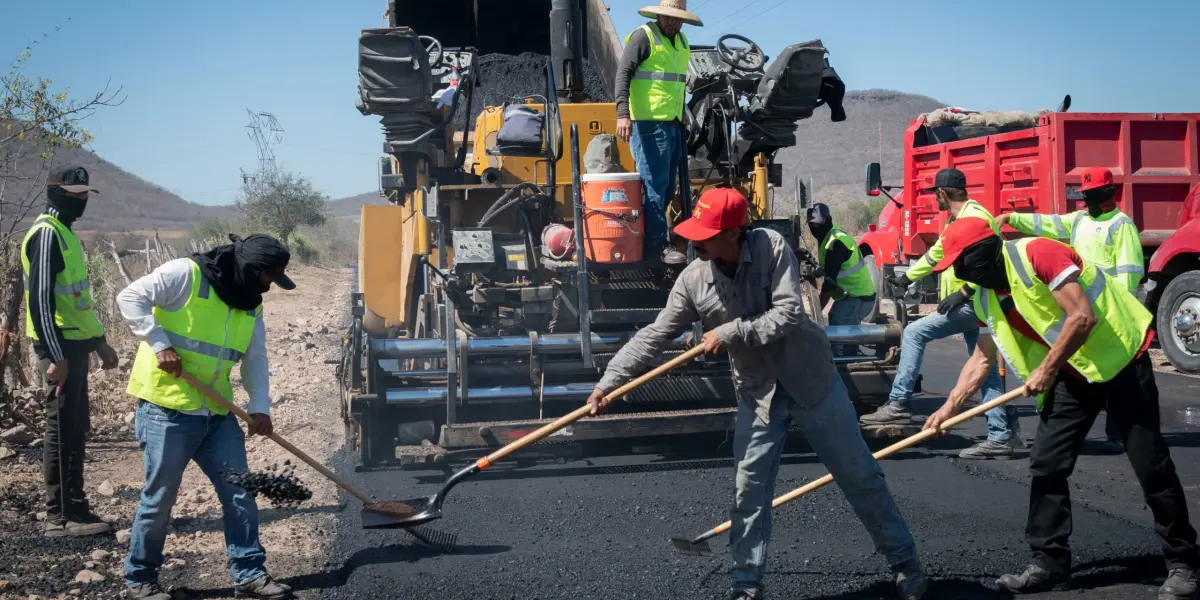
top-left (673, 188), bottom-right (748, 241)
top-left (1077, 166), bottom-right (1113, 193)
top-left (931, 216), bottom-right (1000, 273)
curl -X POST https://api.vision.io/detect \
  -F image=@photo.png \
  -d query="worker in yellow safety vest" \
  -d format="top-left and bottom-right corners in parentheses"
top-left (860, 168), bottom-right (1021, 460)
top-left (21, 165), bottom-right (120, 538)
top-left (997, 166), bottom-right (1143, 454)
top-left (806, 203), bottom-right (876, 356)
top-left (922, 216), bottom-right (1199, 598)
top-left (116, 234), bottom-right (296, 600)
top-left (615, 0), bottom-right (702, 265)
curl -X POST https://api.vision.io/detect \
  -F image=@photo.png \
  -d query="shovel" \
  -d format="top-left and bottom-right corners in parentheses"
top-left (362, 343), bottom-right (709, 529)
top-left (670, 385), bottom-right (1029, 556)
top-left (178, 372), bottom-right (453, 547)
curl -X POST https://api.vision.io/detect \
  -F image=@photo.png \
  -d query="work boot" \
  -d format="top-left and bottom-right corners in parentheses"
top-left (859, 401), bottom-right (912, 425)
top-left (44, 518), bottom-right (112, 537)
top-left (728, 589), bottom-right (763, 600)
top-left (958, 439), bottom-right (1016, 460)
top-left (661, 246), bottom-right (687, 265)
top-left (1097, 437), bottom-right (1125, 455)
top-left (893, 557), bottom-right (928, 600)
top-left (1160, 567), bottom-right (1198, 600)
top-left (996, 564), bottom-right (1072, 594)
top-left (127, 582), bottom-right (173, 600)
top-left (234, 574), bottom-right (293, 599)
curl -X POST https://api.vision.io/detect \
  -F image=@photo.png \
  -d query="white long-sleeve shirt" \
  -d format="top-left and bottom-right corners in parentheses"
top-left (116, 258), bottom-right (273, 416)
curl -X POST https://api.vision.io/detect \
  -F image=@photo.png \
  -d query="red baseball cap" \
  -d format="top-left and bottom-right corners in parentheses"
top-left (931, 216), bottom-right (1000, 273)
top-left (1077, 166), bottom-right (1113, 193)
top-left (673, 188), bottom-right (748, 241)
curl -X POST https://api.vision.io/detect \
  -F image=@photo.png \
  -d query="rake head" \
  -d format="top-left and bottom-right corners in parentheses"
top-left (405, 525), bottom-right (458, 553)
top-left (668, 536), bottom-right (712, 557)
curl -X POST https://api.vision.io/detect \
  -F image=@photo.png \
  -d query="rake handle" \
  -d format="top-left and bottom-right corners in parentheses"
top-left (703, 385), bottom-right (1029, 538)
top-left (180, 372), bottom-right (377, 505)
top-left (477, 344), bottom-right (707, 469)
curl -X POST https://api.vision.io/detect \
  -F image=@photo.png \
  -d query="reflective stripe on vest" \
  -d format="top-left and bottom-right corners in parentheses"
top-left (625, 23), bottom-right (690, 121)
top-left (819, 228), bottom-right (874, 298)
top-left (1065, 210), bottom-right (1143, 294)
top-left (974, 238), bottom-right (1152, 408)
top-left (20, 214), bottom-right (104, 341)
top-left (126, 259), bottom-right (258, 414)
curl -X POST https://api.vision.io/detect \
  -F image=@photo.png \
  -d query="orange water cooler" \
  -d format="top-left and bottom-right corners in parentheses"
top-left (579, 172), bottom-right (644, 264)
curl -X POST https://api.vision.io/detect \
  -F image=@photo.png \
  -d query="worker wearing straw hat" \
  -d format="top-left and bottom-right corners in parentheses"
top-left (615, 0), bottom-right (703, 265)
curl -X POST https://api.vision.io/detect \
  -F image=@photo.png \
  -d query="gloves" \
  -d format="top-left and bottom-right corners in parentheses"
top-left (886, 274), bottom-right (911, 294)
top-left (936, 287), bottom-right (971, 315)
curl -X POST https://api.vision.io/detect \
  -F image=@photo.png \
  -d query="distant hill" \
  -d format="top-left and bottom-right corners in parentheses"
top-left (328, 89), bottom-right (947, 219)
top-left (775, 89), bottom-right (944, 212)
top-left (3, 136), bottom-right (234, 233)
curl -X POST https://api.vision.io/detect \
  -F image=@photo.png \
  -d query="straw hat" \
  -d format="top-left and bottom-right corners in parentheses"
top-left (638, 0), bottom-right (704, 26)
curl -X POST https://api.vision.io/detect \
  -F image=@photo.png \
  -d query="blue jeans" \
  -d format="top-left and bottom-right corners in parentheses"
top-left (125, 400), bottom-right (267, 586)
top-left (888, 303), bottom-right (1017, 443)
top-left (828, 294), bottom-right (876, 355)
top-left (730, 377), bottom-right (918, 594)
top-left (629, 120), bottom-right (681, 247)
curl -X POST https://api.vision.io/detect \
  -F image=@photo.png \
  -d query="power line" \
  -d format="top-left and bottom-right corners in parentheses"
top-left (243, 109), bottom-right (283, 185)
top-left (705, 0), bottom-right (770, 30)
top-left (722, 0), bottom-right (795, 33)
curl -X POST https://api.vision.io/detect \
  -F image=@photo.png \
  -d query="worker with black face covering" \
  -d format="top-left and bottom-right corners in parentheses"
top-left (806, 203), bottom-right (876, 355)
top-left (21, 165), bottom-right (120, 538)
top-left (997, 165), bottom-right (1141, 455)
top-left (921, 217), bottom-right (1198, 599)
top-left (116, 234), bottom-right (296, 600)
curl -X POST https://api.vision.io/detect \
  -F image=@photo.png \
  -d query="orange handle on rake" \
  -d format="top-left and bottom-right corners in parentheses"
top-left (686, 385), bottom-right (1029, 544)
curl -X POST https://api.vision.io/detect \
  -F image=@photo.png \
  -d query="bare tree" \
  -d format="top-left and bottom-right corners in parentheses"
top-left (0, 34), bottom-right (124, 396)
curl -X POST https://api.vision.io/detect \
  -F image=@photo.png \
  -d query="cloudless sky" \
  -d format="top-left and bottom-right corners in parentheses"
top-left (2, 0), bottom-right (1197, 206)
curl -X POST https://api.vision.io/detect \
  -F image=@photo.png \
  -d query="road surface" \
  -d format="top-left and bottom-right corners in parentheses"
top-left (312, 338), bottom-right (1200, 600)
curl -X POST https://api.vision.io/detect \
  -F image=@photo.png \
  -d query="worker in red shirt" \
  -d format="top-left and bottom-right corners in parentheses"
top-left (921, 217), bottom-right (1198, 598)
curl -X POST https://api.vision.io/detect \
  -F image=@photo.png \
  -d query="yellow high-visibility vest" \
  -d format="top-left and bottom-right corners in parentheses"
top-left (625, 23), bottom-right (689, 122)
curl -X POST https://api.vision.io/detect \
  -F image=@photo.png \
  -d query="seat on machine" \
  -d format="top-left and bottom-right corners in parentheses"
top-left (750, 39), bottom-right (827, 122)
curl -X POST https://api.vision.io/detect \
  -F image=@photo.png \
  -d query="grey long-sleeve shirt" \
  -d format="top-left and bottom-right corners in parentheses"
top-left (616, 25), bottom-right (688, 121)
top-left (116, 258), bottom-right (273, 416)
top-left (596, 228), bottom-right (838, 423)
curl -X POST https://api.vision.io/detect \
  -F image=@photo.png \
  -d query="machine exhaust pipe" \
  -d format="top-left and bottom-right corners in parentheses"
top-left (370, 325), bottom-right (900, 360)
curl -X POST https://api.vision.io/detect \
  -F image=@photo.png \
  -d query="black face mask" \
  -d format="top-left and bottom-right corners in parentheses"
top-left (189, 234), bottom-right (285, 311)
top-left (808, 222), bottom-right (832, 243)
top-left (47, 188), bottom-right (88, 224)
top-left (1081, 185), bottom-right (1115, 218)
top-left (952, 236), bottom-right (1008, 290)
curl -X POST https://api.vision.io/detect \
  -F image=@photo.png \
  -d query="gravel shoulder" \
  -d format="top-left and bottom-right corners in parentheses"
top-left (0, 266), bottom-right (353, 599)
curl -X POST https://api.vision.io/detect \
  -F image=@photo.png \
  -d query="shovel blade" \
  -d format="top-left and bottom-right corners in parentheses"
top-left (362, 498), bottom-right (440, 529)
top-left (668, 536), bottom-right (712, 557)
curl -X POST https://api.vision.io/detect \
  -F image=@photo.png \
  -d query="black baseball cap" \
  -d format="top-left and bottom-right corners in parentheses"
top-left (47, 165), bottom-right (98, 194)
top-left (806, 202), bottom-right (832, 226)
top-left (235, 234), bottom-right (296, 290)
top-left (922, 167), bottom-right (967, 192)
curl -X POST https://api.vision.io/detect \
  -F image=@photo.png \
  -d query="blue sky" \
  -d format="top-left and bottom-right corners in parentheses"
top-left (3, 0), bottom-right (1197, 207)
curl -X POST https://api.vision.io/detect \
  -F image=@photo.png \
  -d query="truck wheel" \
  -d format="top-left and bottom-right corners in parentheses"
top-left (1156, 270), bottom-right (1200, 374)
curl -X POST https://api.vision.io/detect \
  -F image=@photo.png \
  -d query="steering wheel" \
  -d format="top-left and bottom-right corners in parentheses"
top-left (418, 35), bottom-right (444, 68)
top-left (716, 34), bottom-right (766, 71)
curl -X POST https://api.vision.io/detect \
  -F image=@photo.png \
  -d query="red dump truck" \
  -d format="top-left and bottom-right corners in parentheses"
top-left (859, 109), bottom-right (1200, 374)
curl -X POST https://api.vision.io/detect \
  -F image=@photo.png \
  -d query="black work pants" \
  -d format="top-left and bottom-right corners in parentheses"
top-left (1026, 352), bottom-right (1199, 573)
top-left (39, 352), bottom-right (92, 521)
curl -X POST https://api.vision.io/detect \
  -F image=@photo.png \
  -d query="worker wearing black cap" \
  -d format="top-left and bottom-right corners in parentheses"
top-left (859, 168), bottom-right (1022, 460)
top-left (116, 233), bottom-right (296, 600)
top-left (20, 165), bottom-right (120, 538)
top-left (806, 202), bottom-right (877, 355)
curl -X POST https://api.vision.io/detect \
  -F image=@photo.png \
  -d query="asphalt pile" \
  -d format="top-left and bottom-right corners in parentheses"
top-left (452, 52), bottom-right (613, 131)
top-left (222, 460), bottom-right (314, 509)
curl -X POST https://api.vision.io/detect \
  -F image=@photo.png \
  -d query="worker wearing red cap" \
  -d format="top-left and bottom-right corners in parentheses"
top-left (997, 165), bottom-right (1144, 454)
top-left (589, 188), bottom-right (928, 600)
top-left (921, 216), bottom-right (1198, 598)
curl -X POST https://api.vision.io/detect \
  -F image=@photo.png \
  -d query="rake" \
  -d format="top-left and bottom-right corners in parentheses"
top-left (669, 385), bottom-right (1029, 556)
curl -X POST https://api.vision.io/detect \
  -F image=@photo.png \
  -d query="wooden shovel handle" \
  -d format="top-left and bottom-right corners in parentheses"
top-left (706, 385), bottom-right (1030, 537)
top-left (477, 344), bottom-right (708, 469)
top-left (179, 372), bottom-right (377, 505)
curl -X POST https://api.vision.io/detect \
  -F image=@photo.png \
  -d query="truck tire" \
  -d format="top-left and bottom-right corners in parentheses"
top-left (1156, 270), bottom-right (1200, 374)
